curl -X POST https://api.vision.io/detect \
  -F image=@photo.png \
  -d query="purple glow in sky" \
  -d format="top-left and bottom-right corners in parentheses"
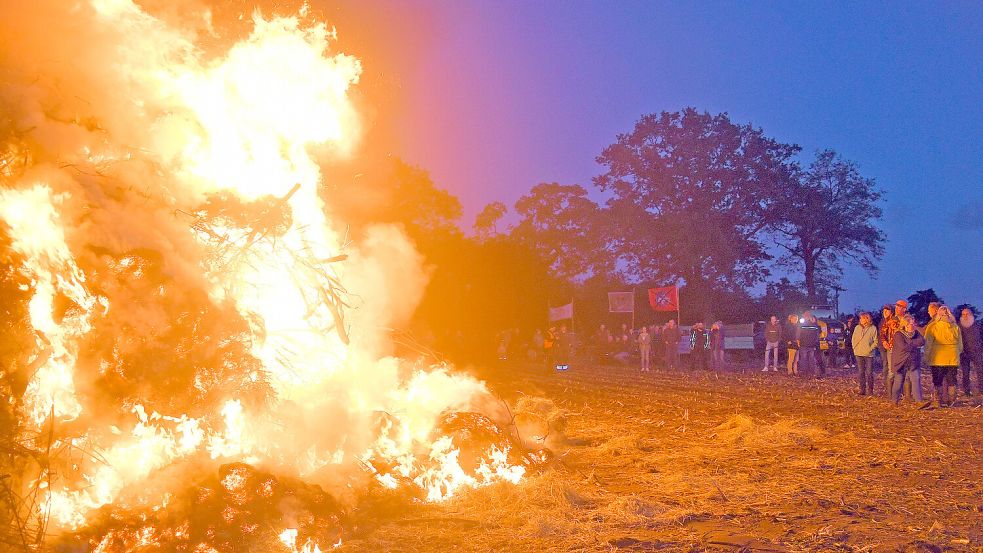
top-left (334, 1), bottom-right (983, 311)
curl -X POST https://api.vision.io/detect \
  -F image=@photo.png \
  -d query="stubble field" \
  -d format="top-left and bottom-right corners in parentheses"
top-left (340, 359), bottom-right (983, 552)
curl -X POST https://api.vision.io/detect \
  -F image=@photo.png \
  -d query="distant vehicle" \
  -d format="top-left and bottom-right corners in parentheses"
top-left (818, 319), bottom-right (846, 352)
top-left (677, 323), bottom-right (755, 358)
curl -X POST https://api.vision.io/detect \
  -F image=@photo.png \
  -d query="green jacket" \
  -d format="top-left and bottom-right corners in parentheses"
top-left (851, 324), bottom-right (878, 357)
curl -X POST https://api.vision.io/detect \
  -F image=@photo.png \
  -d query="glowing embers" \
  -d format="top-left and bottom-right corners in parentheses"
top-left (67, 463), bottom-right (345, 552)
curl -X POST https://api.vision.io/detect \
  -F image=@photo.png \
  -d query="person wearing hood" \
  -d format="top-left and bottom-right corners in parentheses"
top-left (851, 312), bottom-right (878, 396)
top-left (924, 305), bottom-right (964, 407)
top-left (891, 314), bottom-right (925, 406)
top-left (959, 308), bottom-right (983, 397)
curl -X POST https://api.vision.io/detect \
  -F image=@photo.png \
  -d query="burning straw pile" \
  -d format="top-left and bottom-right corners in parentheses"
top-left (0, 1), bottom-right (542, 550)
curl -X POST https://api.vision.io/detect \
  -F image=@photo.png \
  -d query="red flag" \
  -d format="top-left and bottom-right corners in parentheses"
top-left (648, 286), bottom-right (678, 312)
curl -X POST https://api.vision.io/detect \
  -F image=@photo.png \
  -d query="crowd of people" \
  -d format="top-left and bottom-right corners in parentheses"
top-left (844, 300), bottom-right (982, 408)
top-left (495, 298), bottom-right (983, 409)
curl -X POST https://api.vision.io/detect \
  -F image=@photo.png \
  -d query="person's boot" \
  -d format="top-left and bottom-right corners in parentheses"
top-left (948, 385), bottom-right (958, 407)
top-left (932, 387), bottom-right (942, 409)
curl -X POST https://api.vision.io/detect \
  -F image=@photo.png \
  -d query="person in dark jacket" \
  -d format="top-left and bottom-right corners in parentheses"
top-left (690, 322), bottom-right (710, 370)
top-left (844, 315), bottom-right (857, 369)
top-left (785, 314), bottom-right (800, 375)
top-left (663, 319), bottom-right (681, 370)
top-left (709, 322), bottom-right (725, 370)
top-left (796, 312), bottom-right (821, 377)
top-left (959, 308), bottom-right (983, 397)
top-left (891, 314), bottom-right (925, 405)
top-left (763, 315), bottom-right (782, 372)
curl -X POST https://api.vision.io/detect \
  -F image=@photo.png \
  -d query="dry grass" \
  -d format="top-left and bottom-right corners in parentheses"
top-left (339, 361), bottom-right (983, 552)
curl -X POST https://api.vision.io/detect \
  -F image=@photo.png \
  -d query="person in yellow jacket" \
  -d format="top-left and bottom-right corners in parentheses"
top-left (924, 305), bottom-right (964, 407)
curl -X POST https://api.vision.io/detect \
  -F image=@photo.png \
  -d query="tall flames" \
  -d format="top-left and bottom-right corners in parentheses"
top-left (0, 1), bottom-right (525, 549)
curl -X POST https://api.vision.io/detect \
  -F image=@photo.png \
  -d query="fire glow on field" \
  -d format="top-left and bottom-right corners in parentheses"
top-left (0, 0), bottom-right (524, 549)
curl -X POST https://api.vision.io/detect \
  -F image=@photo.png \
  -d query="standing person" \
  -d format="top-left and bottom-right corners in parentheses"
top-left (690, 322), bottom-right (710, 370)
top-left (878, 305), bottom-right (898, 397)
top-left (531, 329), bottom-right (544, 361)
top-left (844, 315), bottom-right (857, 369)
top-left (763, 316), bottom-right (782, 372)
top-left (891, 314), bottom-right (925, 406)
top-left (638, 326), bottom-right (652, 372)
top-left (796, 312), bottom-right (821, 377)
top-left (543, 326), bottom-right (557, 370)
top-left (785, 314), bottom-right (800, 375)
top-left (959, 308), bottom-right (983, 397)
top-left (852, 312), bottom-right (878, 396)
top-left (663, 319), bottom-right (680, 370)
top-left (924, 305), bottom-right (964, 407)
top-left (893, 300), bottom-right (913, 400)
top-left (709, 322), bottom-right (726, 371)
top-left (651, 325), bottom-right (664, 369)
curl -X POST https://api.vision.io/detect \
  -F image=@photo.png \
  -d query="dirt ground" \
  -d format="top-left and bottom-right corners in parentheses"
top-left (340, 358), bottom-right (983, 553)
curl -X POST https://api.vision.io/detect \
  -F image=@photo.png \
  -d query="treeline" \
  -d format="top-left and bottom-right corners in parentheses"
top-left (322, 108), bottom-right (886, 361)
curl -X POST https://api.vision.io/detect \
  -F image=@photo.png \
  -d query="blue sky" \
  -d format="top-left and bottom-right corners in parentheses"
top-left (333, 1), bottom-right (983, 311)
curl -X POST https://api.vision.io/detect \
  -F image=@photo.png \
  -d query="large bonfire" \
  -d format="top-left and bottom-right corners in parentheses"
top-left (0, 1), bottom-right (532, 551)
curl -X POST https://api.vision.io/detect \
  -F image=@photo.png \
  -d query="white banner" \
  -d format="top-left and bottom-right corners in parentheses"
top-left (608, 291), bottom-right (634, 313)
top-left (548, 303), bottom-right (573, 321)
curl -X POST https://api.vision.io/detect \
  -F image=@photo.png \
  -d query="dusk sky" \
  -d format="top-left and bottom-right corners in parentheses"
top-left (330, 1), bottom-right (983, 312)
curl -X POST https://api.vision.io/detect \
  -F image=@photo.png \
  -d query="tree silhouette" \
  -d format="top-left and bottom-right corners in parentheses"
top-left (771, 150), bottom-right (885, 302)
top-left (907, 288), bottom-right (943, 325)
top-left (473, 201), bottom-right (507, 240)
top-left (594, 108), bottom-right (799, 317)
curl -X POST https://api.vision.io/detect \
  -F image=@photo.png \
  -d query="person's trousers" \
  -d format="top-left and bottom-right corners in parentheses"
top-left (665, 348), bottom-right (679, 370)
top-left (691, 349), bottom-right (708, 370)
top-left (640, 346), bottom-right (650, 369)
top-left (891, 363), bottom-right (923, 403)
top-left (930, 366), bottom-right (958, 388)
top-left (765, 341), bottom-right (779, 369)
top-left (856, 355), bottom-right (874, 394)
top-left (711, 348), bottom-right (725, 370)
top-left (798, 347), bottom-right (817, 375)
top-left (787, 348), bottom-right (798, 374)
top-left (881, 350), bottom-right (892, 396)
top-left (960, 351), bottom-right (983, 394)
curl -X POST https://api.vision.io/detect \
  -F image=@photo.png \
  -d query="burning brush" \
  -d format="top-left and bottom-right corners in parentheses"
top-left (0, 1), bottom-right (546, 551)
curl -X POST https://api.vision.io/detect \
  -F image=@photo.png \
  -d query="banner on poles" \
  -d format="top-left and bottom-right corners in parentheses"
top-left (647, 286), bottom-right (679, 312)
top-left (607, 291), bottom-right (634, 313)
top-left (548, 302), bottom-right (573, 322)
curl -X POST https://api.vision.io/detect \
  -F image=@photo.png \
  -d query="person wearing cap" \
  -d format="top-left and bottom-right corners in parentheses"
top-left (924, 305), bottom-right (964, 407)
top-left (878, 305), bottom-right (898, 396)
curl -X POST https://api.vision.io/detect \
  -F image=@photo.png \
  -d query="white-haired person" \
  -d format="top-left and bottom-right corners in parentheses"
top-left (924, 305), bottom-right (964, 408)
top-left (958, 308), bottom-right (982, 397)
